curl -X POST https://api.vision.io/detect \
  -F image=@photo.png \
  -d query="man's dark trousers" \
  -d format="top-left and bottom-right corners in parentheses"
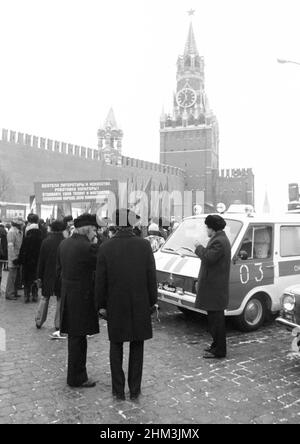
top-left (110, 341), bottom-right (144, 396)
top-left (207, 311), bottom-right (227, 357)
top-left (67, 336), bottom-right (88, 387)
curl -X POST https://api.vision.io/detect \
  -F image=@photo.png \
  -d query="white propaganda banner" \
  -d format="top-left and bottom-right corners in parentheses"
top-left (34, 180), bottom-right (118, 204)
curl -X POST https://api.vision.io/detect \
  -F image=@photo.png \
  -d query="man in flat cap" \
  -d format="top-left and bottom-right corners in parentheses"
top-left (194, 215), bottom-right (231, 359)
top-left (57, 213), bottom-right (99, 387)
top-left (95, 209), bottom-right (158, 401)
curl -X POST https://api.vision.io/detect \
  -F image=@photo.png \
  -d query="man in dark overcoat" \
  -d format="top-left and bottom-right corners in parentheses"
top-left (36, 220), bottom-right (65, 338)
top-left (57, 214), bottom-right (99, 388)
top-left (194, 215), bottom-right (231, 359)
top-left (95, 209), bottom-right (158, 401)
top-left (19, 216), bottom-right (42, 303)
top-left (0, 222), bottom-right (8, 288)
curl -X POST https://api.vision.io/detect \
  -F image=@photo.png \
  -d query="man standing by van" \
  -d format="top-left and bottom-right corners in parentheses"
top-left (194, 215), bottom-right (231, 359)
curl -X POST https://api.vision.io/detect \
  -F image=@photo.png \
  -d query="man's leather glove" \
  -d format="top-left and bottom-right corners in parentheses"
top-left (12, 259), bottom-right (19, 266)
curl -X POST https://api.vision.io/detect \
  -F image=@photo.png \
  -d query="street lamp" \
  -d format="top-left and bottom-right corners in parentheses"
top-left (277, 58), bottom-right (300, 66)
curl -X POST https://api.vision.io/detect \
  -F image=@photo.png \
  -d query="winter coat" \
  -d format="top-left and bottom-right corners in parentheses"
top-left (19, 225), bottom-right (42, 285)
top-left (95, 229), bottom-right (158, 343)
top-left (7, 226), bottom-right (23, 268)
top-left (195, 230), bottom-right (231, 312)
top-left (37, 232), bottom-right (64, 298)
top-left (0, 226), bottom-right (8, 261)
top-left (57, 233), bottom-right (99, 336)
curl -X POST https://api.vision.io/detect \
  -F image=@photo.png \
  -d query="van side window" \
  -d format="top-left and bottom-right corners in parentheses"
top-left (238, 225), bottom-right (273, 260)
top-left (280, 226), bottom-right (300, 257)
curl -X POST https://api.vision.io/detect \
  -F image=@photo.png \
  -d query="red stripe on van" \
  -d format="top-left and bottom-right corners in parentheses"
top-left (161, 256), bottom-right (178, 272)
top-left (172, 258), bottom-right (189, 274)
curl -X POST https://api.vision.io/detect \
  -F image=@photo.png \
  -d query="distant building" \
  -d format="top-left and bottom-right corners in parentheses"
top-left (289, 183), bottom-right (299, 202)
top-left (217, 169), bottom-right (255, 210)
top-left (97, 108), bottom-right (123, 165)
top-left (288, 183), bottom-right (300, 211)
top-left (160, 18), bottom-right (254, 211)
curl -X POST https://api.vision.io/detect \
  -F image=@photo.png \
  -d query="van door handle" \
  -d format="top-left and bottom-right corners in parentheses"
top-left (264, 265), bottom-right (275, 269)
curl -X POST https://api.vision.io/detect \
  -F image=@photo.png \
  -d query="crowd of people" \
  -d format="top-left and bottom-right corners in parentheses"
top-left (0, 213), bottom-right (178, 303)
top-left (0, 209), bottom-right (231, 400)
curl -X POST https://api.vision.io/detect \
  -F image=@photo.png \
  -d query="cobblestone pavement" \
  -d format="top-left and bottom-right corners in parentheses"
top-left (0, 277), bottom-right (300, 424)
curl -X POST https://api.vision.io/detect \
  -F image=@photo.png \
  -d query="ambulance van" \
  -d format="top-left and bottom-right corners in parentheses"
top-left (155, 214), bottom-right (300, 331)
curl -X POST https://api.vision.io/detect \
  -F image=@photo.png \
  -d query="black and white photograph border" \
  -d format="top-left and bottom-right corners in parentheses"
top-left (0, 0), bottom-right (300, 428)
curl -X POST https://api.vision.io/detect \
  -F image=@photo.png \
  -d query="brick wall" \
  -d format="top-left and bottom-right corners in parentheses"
top-left (0, 130), bottom-right (184, 204)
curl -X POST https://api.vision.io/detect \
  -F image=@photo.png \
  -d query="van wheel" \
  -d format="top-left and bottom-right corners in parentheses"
top-left (234, 296), bottom-right (267, 332)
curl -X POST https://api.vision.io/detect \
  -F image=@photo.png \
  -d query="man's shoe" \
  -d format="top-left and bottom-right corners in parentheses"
top-left (130, 392), bottom-right (141, 401)
top-left (50, 331), bottom-right (67, 340)
top-left (203, 353), bottom-right (226, 360)
top-left (113, 391), bottom-right (125, 401)
top-left (5, 296), bottom-right (17, 300)
top-left (80, 379), bottom-right (97, 388)
top-left (69, 379), bottom-right (97, 388)
top-left (204, 347), bottom-right (215, 353)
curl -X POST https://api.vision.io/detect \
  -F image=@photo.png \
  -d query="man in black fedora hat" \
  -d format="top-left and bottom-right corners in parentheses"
top-left (95, 209), bottom-right (158, 401)
top-left (194, 215), bottom-right (231, 359)
top-left (57, 213), bottom-right (99, 388)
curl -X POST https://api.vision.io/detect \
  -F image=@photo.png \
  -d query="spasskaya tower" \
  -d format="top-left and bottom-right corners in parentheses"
top-left (160, 11), bottom-right (219, 211)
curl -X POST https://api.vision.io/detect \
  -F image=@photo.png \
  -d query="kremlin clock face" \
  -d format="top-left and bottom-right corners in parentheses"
top-left (176, 88), bottom-right (197, 108)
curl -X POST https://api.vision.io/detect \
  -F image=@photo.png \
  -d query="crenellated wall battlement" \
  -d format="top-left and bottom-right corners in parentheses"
top-left (1, 129), bottom-right (185, 178)
top-left (219, 168), bottom-right (254, 179)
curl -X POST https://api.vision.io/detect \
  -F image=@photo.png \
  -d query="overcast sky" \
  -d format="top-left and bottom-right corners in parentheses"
top-left (1, 0), bottom-right (300, 212)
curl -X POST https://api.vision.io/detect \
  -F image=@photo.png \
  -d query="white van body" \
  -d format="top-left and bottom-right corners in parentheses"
top-left (154, 214), bottom-right (300, 331)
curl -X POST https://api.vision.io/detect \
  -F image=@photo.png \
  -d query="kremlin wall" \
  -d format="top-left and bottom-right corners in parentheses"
top-left (0, 127), bottom-right (185, 205)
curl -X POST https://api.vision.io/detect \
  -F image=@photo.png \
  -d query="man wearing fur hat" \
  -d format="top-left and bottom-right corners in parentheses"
top-left (57, 213), bottom-right (99, 388)
top-left (194, 215), bottom-right (231, 359)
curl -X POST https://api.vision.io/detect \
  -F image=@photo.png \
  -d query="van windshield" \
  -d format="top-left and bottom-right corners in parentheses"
top-left (162, 217), bottom-right (243, 257)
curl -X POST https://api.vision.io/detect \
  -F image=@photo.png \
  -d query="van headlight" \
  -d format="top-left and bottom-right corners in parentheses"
top-left (282, 294), bottom-right (296, 312)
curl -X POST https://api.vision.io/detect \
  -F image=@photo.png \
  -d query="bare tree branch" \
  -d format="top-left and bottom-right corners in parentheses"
top-left (0, 167), bottom-right (15, 201)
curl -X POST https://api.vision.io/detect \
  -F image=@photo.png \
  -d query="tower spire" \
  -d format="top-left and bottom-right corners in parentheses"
top-left (184, 9), bottom-right (198, 55)
top-left (103, 107), bottom-right (119, 130)
top-left (184, 22), bottom-right (198, 55)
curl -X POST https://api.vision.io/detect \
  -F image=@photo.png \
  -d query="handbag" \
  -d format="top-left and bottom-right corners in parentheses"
top-left (35, 296), bottom-right (50, 328)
